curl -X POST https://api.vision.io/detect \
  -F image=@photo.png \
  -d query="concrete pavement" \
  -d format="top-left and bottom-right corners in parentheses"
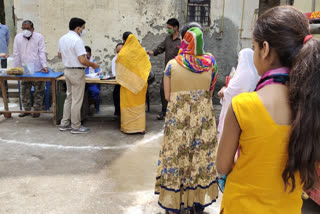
top-left (0, 101), bottom-right (319, 213)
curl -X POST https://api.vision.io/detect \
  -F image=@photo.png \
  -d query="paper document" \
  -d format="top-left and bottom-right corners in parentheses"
top-left (85, 73), bottom-right (99, 78)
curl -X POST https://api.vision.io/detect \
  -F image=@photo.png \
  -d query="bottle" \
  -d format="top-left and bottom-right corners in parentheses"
top-left (6, 57), bottom-right (14, 69)
top-left (99, 69), bottom-right (104, 79)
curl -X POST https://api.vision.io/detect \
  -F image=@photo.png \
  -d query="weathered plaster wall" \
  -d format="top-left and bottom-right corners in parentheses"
top-left (203, 0), bottom-right (259, 103)
top-left (12, 0), bottom-right (259, 104)
top-left (14, 0), bottom-right (183, 70)
top-left (13, 0), bottom-right (185, 103)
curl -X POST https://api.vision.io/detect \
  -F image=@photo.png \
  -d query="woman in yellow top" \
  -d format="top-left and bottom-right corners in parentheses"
top-left (217, 6), bottom-right (320, 214)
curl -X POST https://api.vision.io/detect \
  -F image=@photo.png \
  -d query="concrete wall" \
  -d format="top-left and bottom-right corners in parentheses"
top-left (12, 0), bottom-right (260, 104)
top-left (294, 0), bottom-right (320, 12)
top-left (203, 0), bottom-right (259, 103)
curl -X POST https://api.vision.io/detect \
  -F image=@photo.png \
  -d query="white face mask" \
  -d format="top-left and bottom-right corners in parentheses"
top-left (23, 30), bottom-right (32, 38)
top-left (80, 29), bottom-right (86, 37)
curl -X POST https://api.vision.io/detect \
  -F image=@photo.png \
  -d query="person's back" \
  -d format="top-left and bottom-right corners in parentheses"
top-left (168, 59), bottom-right (212, 93)
top-left (217, 48), bottom-right (259, 135)
top-left (216, 6), bottom-right (320, 214)
top-left (258, 84), bottom-right (291, 126)
top-left (0, 23), bottom-right (9, 54)
top-left (221, 49), bottom-right (259, 95)
top-left (59, 31), bottom-right (84, 67)
top-left (221, 84), bottom-right (302, 214)
top-left (155, 23), bottom-right (219, 214)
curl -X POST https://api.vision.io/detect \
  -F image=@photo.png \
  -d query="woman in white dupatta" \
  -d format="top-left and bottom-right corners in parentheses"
top-left (217, 48), bottom-right (260, 140)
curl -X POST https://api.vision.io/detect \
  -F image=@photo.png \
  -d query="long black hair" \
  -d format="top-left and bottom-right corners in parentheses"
top-left (253, 6), bottom-right (320, 192)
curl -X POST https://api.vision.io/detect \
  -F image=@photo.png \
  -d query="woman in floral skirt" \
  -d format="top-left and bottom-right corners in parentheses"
top-left (155, 22), bottom-right (219, 214)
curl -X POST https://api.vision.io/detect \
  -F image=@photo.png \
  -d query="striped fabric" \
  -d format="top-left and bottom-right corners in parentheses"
top-left (255, 67), bottom-right (290, 91)
top-left (175, 27), bottom-right (218, 91)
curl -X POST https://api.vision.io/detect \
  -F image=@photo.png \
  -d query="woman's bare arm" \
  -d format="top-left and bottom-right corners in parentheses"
top-left (216, 104), bottom-right (241, 175)
top-left (164, 74), bottom-right (171, 102)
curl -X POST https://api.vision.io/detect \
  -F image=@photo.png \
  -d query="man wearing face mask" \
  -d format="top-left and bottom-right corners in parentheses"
top-left (13, 20), bottom-right (48, 118)
top-left (147, 18), bottom-right (180, 120)
top-left (58, 18), bottom-right (99, 134)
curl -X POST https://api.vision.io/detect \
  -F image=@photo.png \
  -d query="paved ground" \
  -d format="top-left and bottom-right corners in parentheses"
top-left (0, 101), bottom-right (319, 214)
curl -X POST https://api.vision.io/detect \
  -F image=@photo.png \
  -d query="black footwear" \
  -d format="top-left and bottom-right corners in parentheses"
top-left (18, 113), bottom-right (31, 117)
top-left (156, 112), bottom-right (165, 120)
top-left (194, 205), bottom-right (204, 214)
top-left (32, 113), bottom-right (40, 118)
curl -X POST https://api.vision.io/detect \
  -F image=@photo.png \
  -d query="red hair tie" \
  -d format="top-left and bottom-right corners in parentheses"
top-left (304, 35), bottom-right (313, 44)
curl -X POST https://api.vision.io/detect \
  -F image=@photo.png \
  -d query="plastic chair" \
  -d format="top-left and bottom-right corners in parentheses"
top-left (87, 84), bottom-right (100, 114)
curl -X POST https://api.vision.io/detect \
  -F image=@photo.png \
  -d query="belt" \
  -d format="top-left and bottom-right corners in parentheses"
top-left (66, 67), bottom-right (85, 70)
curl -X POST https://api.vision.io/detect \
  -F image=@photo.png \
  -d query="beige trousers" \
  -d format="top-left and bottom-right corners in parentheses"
top-left (61, 68), bottom-right (85, 129)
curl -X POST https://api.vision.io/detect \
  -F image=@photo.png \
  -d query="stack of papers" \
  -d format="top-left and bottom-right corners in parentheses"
top-left (85, 73), bottom-right (98, 78)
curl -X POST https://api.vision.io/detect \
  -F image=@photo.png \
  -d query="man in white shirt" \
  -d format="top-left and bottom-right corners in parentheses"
top-left (111, 43), bottom-right (123, 116)
top-left (58, 18), bottom-right (99, 134)
top-left (111, 43), bottom-right (123, 77)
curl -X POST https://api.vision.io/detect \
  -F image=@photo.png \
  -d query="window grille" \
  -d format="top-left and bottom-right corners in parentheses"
top-left (187, 0), bottom-right (210, 27)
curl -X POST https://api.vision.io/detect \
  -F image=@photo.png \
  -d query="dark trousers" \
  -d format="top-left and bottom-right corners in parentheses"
top-left (113, 85), bottom-right (120, 116)
top-left (160, 76), bottom-right (168, 114)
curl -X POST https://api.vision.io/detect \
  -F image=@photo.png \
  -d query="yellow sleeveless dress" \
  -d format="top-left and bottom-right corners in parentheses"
top-left (220, 92), bottom-right (303, 214)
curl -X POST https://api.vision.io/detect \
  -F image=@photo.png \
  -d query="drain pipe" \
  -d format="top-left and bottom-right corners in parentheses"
top-left (312, 0), bottom-right (316, 12)
top-left (240, 0), bottom-right (245, 39)
top-left (217, 0), bottom-right (226, 40)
